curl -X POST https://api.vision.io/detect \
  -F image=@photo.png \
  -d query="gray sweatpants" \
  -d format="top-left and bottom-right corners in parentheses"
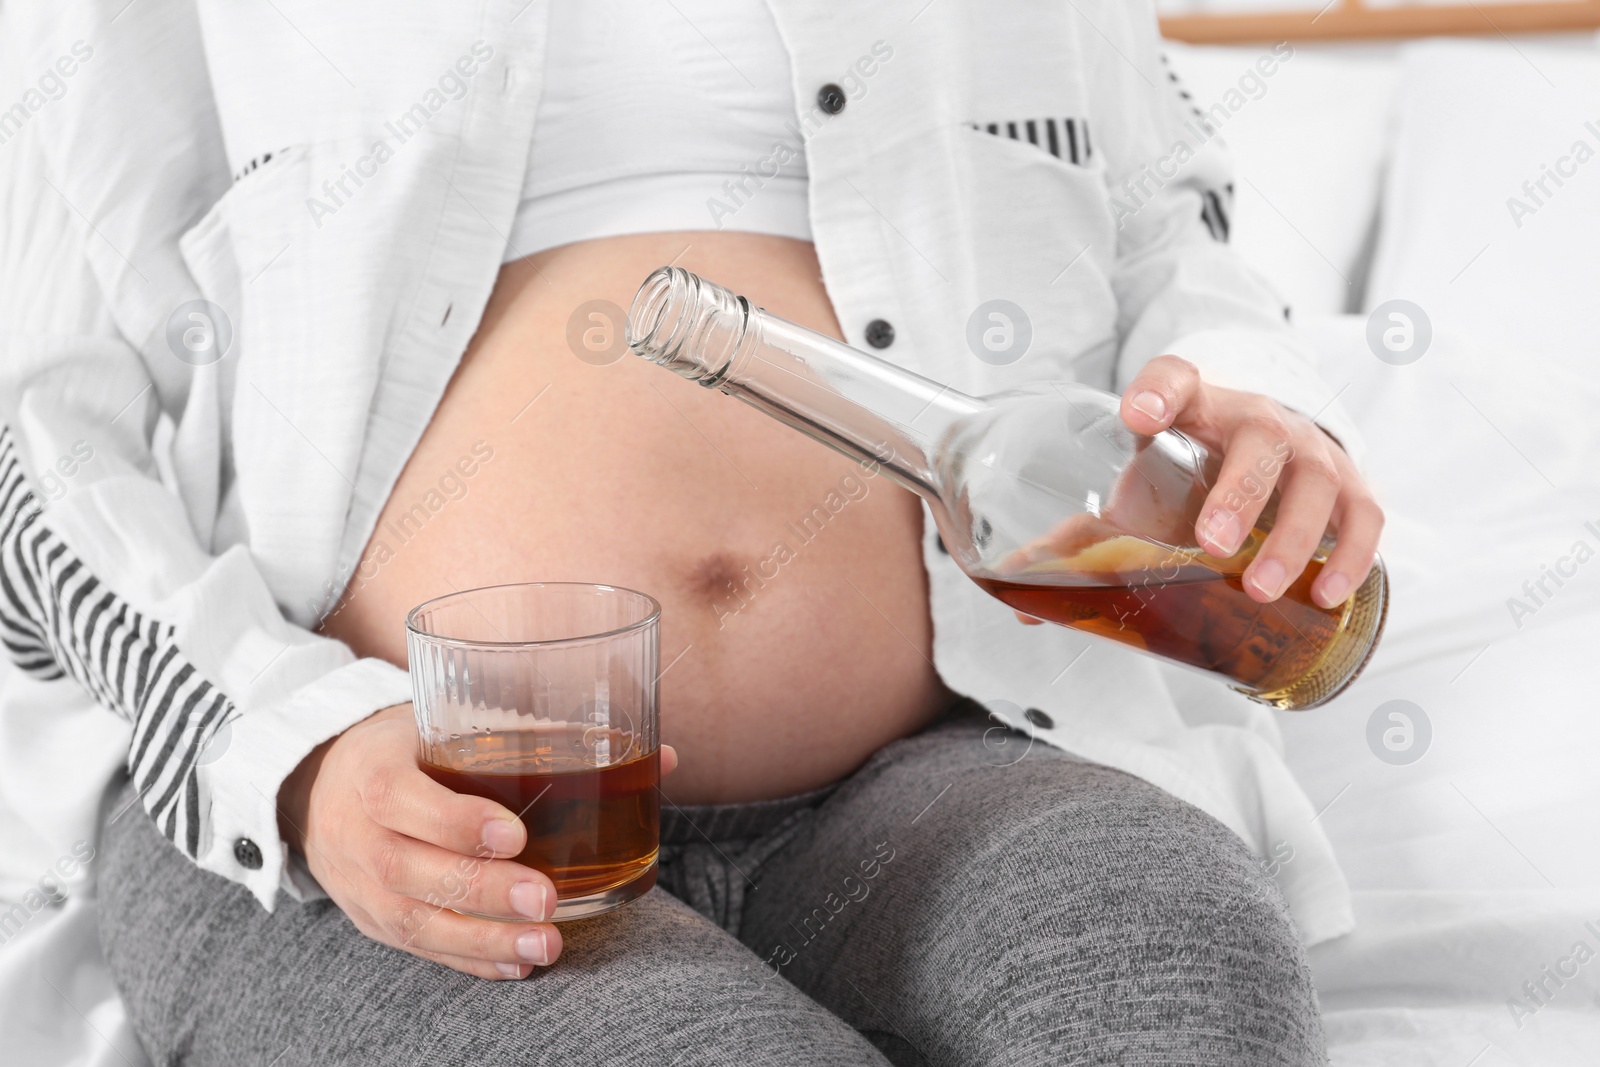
top-left (98, 702), bottom-right (1326, 1066)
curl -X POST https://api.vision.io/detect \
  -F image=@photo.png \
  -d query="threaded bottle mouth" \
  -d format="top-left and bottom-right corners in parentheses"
top-left (626, 266), bottom-right (752, 386)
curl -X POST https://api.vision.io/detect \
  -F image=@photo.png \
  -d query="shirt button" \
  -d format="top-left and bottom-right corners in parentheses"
top-left (1024, 707), bottom-right (1055, 730)
top-left (817, 83), bottom-right (847, 115)
top-left (864, 319), bottom-right (895, 349)
top-left (233, 837), bottom-right (264, 870)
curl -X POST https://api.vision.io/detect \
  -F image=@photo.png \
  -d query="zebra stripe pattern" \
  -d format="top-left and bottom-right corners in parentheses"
top-left (971, 117), bottom-right (1094, 166)
top-left (0, 425), bottom-right (236, 859)
top-left (1200, 186), bottom-right (1234, 243)
top-left (1160, 52), bottom-right (1236, 244)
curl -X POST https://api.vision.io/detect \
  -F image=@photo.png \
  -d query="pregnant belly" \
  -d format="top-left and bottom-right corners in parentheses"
top-left (320, 232), bottom-right (954, 803)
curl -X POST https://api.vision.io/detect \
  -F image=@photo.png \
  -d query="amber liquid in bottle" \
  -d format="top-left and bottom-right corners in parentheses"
top-left (422, 741), bottom-right (660, 902)
top-left (974, 531), bottom-right (1386, 708)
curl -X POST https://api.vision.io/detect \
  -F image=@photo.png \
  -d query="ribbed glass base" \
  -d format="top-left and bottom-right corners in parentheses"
top-left (1242, 558), bottom-right (1390, 711)
top-left (550, 860), bottom-right (658, 922)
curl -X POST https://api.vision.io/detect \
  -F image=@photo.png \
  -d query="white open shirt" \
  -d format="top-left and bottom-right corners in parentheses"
top-left (0, 7), bottom-right (1365, 1053)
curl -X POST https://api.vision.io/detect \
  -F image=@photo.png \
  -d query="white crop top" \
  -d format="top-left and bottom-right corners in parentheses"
top-left (503, 0), bottom-right (811, 261)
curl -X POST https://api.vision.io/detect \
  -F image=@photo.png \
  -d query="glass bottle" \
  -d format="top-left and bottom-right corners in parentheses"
top-left (626, 267), bottom-right (1388, 710)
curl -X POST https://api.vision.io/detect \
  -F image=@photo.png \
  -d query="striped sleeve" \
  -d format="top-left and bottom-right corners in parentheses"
top-left (0, 425), bottom-right (238, 860)
top-left (0, 415), bottom-right (415, 909)
top-left (0, 1), bottom-right (415, 910)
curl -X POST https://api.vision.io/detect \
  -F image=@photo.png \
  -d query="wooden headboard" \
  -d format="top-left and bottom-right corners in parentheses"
top-left (1160, 0), bottom-right (1600, 43)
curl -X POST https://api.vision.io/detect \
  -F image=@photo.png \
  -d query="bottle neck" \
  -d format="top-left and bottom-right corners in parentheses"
top-left (627, 267), bottom-right (982, 499)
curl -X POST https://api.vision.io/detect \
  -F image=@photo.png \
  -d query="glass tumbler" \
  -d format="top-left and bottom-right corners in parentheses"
top-left (406, 582), bottom-right (661, 921)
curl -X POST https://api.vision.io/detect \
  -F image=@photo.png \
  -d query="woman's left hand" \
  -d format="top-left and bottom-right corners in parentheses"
top-left (1117, 355), bottom-right (1384, 609)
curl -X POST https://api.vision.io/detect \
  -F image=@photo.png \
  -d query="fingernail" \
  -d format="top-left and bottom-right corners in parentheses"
top-left (482, 819), bottom-right (521, 855)
top-left (510, 881), bottom-right (549, 920)
top-left (1130, 391), bottom-right (1167, 422)
top-left (1249, 559), bottom-right (1288, 600)
top-left (1202, 509), bottom-right (1243, 555)
top-left (516, 930), bottom-right (551, 965)
top-left (1317, 572), bottom-right (1350, 608)
top-left (495, 962), bottom-right (528, 979)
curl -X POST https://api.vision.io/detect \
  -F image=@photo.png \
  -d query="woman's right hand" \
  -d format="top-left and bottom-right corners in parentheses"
top-left (278, 703), bottom-right (563, 980)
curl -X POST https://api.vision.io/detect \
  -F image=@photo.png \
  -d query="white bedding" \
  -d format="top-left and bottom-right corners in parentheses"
top-left (1290, 314), bottom-right (1600, 1065)
top-left (1152, 31), bottom-right (1600, 1064)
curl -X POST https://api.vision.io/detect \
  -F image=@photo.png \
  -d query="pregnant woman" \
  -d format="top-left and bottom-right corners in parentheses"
top-left (1, 1), bottom-right (1380, 1064)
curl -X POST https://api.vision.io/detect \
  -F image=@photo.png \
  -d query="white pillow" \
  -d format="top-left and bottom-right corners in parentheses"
top-left (1364, 40), bottom-right (1600, 377)
top-left (1161, 41), bottom-right (1402, 316)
